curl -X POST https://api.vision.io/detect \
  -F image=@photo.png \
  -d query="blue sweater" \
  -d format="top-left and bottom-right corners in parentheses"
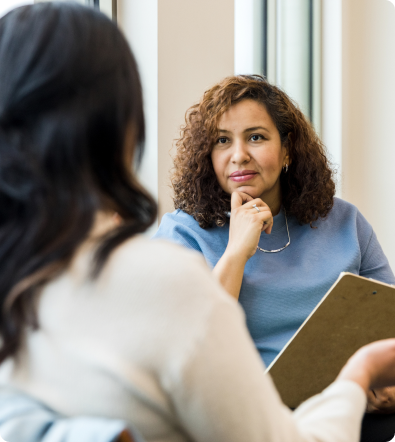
top-left (153, 198), bottom-right (395, 367)
top-left (0, 388), bottom-right (145, 442)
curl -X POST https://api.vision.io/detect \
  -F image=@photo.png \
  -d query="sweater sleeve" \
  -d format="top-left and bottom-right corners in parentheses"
top-left (356, 211), bottom-right (395, 284)
top-left (167, 293), bottom-right (367, 442)
top-left (153, 212), bottom-right (203, 253)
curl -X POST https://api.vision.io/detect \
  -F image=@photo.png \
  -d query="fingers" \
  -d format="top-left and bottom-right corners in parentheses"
top-left (231, 191), bottom-right (254, 209)
top-left (372, 387), bottom-right (394, 403)
top-left (264, 217), bottom-right (273, 234)
top-left (366, 390), bottom-right (378, 413)
top-left (367, 387), bottom-right (395, 413)
top-left (254, 210), bottom-right (273, 234)
top-left (231, 191), bottom-right (273, 234)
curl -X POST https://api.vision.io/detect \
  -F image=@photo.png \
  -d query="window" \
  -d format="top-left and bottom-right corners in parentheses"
top-left (0, 1), bottom-right (33, 18)
top-left (235, 0), bottom-right (322, 133)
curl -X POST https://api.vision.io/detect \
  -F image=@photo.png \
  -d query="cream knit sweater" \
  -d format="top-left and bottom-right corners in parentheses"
top-left (0, 233), bottom-right (366, 442)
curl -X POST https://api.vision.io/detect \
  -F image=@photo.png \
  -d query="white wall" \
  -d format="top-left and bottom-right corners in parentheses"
top-left (341, 0), bottom-right (395, 271)
top-left (157, 0), bottom-right (234, 218)
top-left (0, 0), bottom-right (33, 17)
top-left (118, 0), bottom-right (234, 222)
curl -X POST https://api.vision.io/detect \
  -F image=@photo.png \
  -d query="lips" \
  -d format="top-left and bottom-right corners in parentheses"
top-left (229, 170), bottom-right (257, 183)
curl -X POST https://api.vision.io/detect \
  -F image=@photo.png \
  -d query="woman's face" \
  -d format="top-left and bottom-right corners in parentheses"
top-left (211, 99), bottom-right (289, 208)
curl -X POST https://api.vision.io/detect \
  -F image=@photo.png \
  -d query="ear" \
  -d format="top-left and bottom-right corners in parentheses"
top-left (282, 133), bottom-right (293, 166)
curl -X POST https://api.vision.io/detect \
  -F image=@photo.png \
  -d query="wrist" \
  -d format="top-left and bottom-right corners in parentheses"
top-left (337, 354), bottom-right (372, 394)
top-left (223, 246), bottom-right (249, 266)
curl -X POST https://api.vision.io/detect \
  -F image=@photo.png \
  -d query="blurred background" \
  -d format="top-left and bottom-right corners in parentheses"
top-left (1, 0), bottom-right (394, 271)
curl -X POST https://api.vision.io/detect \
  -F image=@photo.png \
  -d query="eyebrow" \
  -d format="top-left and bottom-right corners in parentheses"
top-left (218, 126), bottom-right (270, 134)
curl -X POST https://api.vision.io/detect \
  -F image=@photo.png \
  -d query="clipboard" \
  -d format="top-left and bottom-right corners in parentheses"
top-left (266, 272), bottom-right (395, 408)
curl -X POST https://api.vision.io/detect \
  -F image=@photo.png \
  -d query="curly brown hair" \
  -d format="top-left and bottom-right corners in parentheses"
top-left (172, 75), bottom-right (335, 229)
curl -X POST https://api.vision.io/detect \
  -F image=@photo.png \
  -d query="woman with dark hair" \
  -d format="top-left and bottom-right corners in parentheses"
top-left (2, 4), bottom-right (395, 442)
top-left (154, 76), bottom-right (395, 413)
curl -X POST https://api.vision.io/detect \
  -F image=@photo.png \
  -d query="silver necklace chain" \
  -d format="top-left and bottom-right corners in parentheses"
top-left (256, 208), bottom-right (291, 253)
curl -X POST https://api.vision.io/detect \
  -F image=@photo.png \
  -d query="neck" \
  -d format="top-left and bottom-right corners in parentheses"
top-left (260, 192), bottom-right (282, 216)
top-left (89, 211), bottom-right (120, 240)
top-left (269, 201), bottom-right (281, 216)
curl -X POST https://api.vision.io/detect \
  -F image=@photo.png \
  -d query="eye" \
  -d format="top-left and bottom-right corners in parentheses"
top-left (250, 134), bottom-right (265, 142)
top-left (217, 137), bottom-right (228, 144)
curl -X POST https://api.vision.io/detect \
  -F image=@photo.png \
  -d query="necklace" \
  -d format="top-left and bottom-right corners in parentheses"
top-left (256, 208), bottom-right (290, 253)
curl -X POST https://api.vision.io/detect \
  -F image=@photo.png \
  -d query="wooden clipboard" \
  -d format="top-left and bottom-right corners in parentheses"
top-left (266, 272), bottom-right (395, 408)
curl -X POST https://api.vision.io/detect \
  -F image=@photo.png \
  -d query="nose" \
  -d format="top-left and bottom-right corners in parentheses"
top-left (231, 139), bottom-right (250, 165)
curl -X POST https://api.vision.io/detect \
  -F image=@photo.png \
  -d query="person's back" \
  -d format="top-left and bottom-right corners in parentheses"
top-left (0, 227), bottom-right (249, 440)
top-left (2, 4), bottom-right (395, 442)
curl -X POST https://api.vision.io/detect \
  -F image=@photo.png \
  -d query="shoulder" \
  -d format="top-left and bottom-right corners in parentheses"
top-left (329, 197), bottom-right (358, 219)
top-left (104, 235), bottom-right (228, 304)
top-left (110, 234), bottom-right (203, 272)
top-left (323, 198), bottom-right (369, 231)
top-left (40, 234), bottom-right (243, 385)
top-left (97, 235), bottom-right (241, 352)
top-left (323, 198), bottom-right (376, 252)
top-left (156, 210), bottom-right (201, 232)
top-left (153, 210), bottom-right (209, 251)
top-left (331, 197), bottom-right (371, 228)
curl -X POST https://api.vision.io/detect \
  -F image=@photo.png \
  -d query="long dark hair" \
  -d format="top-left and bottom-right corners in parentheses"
top-left (0, 3), bottom-right (157, 362)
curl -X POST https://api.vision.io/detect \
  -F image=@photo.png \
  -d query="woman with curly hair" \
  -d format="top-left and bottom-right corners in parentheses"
top-left (154, 75), bottom-right (395, 409)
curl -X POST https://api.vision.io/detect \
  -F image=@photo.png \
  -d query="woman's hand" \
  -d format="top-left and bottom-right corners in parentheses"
top-left (212, 191), bottom-right (273, 300)
top-left (337, 339), bottom-right (395, 397)
top-left (366, 387), bottom-right (395, 414)
top-left (227, 191), bottom-right (273, 261)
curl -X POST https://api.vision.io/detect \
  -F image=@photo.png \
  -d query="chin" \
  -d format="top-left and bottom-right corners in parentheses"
top-left (233, 186), bottom-right (262, 199)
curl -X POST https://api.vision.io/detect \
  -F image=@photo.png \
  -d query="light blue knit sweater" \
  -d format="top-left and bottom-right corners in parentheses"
top-left (153, 198), bottom-right (395, 367)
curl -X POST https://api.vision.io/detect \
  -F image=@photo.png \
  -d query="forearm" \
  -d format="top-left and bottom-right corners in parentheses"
top-left (212, 249), bottom-right (247, 300)
top-left (175, 300), bottom-right (368, 442)
top-left (292, 380), bottom-right (367, 442)
top-left (337, 362), bottom-right (370, 395)
top-left (336, 343), bottom-right (395, 414)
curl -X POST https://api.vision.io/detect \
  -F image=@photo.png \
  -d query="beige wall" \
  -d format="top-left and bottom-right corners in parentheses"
top-left (341, 0), bottom-right (395, 270)
top-left (158, 0), bottom-right (234, 218)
